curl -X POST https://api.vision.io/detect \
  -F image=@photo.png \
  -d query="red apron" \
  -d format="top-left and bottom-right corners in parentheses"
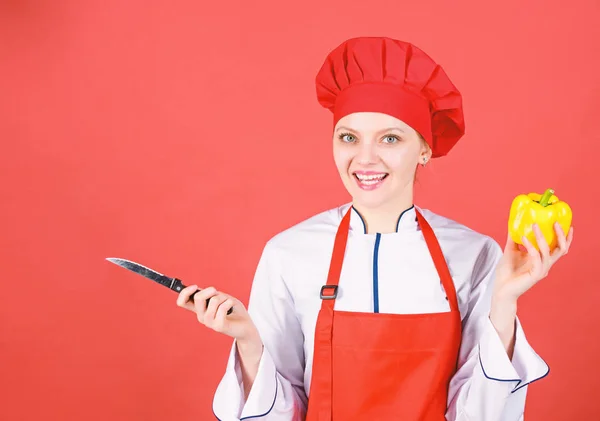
top-left (305, 207), bottom-right (463, 421)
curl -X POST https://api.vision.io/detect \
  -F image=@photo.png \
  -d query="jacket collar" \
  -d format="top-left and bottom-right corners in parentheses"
top-left (341, 203), bottom-right (418, 234)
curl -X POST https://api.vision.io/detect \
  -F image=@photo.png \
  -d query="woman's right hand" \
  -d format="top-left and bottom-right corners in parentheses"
top-left (178, 285), bottom-right (264, 399)
top-left (176, 285), bottom-right (261, 344)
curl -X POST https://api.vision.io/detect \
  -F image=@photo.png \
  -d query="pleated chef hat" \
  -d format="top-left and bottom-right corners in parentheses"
top-left (315, 37), bottom-right (465, 158)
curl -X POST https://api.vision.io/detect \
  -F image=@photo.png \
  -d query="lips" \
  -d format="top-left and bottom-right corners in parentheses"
top-left (353, 171), bottom-right (388, 190)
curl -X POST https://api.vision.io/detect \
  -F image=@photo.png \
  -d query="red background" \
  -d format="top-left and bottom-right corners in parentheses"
top-left (1, 0), bottom-right (599, 419)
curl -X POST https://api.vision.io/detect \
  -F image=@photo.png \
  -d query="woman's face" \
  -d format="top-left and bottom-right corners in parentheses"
top-left (332, 112), bottom-right (430, 210)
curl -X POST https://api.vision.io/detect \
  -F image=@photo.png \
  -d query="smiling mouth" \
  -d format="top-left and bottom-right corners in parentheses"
top-left (354, 173), bottom-right (388, 182)
top-left (353, 172), bottom-right (389, 189)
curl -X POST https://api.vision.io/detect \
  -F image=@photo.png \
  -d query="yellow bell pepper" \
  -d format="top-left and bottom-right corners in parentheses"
top-left (508, 188), bottom-right (572, 251)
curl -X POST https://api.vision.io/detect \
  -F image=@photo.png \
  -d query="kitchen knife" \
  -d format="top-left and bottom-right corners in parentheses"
top-left (106, 257), bottom-right (233, 315)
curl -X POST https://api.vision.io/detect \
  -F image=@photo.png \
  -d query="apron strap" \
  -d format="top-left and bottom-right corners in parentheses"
top-left (415, 209), bottom-right (460, 313)
top-left (313, 206), bottom-right (351, 420)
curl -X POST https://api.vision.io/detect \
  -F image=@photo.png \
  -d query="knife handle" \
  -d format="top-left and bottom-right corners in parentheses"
top-left (172, 278), bottom-right (233, 315)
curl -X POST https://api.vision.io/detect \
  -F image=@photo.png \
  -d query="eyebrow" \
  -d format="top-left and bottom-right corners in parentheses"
top-left (335, 126), bottom-right (406, 134)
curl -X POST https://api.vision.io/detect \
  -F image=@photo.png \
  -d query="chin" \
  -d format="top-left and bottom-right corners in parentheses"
top-left (350, 191), bottom-right (394, 210)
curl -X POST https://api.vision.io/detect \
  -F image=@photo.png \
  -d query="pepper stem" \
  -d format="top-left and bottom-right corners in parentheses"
top-left (539, 188), bottom-right (555, 207)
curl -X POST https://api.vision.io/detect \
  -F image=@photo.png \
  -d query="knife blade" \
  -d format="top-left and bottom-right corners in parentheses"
top-left (106, 257), bottom-right (233, 315)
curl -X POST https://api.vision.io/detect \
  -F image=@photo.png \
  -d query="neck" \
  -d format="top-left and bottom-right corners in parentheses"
top-left (352, 196), bottom-right (414, 234)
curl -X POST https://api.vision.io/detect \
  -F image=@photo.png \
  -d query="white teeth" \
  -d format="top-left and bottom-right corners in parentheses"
top-left (360, 179), bottom-right (382, 185)
top-left (355, 173), bottom-right (386, 181)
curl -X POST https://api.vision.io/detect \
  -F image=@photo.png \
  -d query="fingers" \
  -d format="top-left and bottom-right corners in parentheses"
top-left (504, 231), bottom-right (520, 253)
top-left (192, 286), bottom-right (218, 322)
top-left (204, 292), bottom-right (230, 324)
top-left (525, 222), bottom-right (574, 283)
top-left (176, 285), bottom-right (238, 333)
top-left (522, 234), bottom-right (543, 278)
top-left (530, 224), bottom-right (551, 279)
top-left (551, 223), bottom-right (574, 262)
top-left (211, 297), bottom-right (236, 332)
top-left (176, 285), bottom-right (199, 311)
top-left (216, 298), bottom-right (235, 321)
top-left (532, 224), bottom-right (551, 262)
top-left (552, 222), bottom-right (567, 257)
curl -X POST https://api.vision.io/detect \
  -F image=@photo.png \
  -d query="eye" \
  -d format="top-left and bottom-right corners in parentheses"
top-left (338, 132), bottom-right (356, 143)
top-left (382, 135), bottom-right (400, 144)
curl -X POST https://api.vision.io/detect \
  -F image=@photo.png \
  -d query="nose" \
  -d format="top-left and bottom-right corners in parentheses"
top-left (356, 141), bottom-right (378, 165)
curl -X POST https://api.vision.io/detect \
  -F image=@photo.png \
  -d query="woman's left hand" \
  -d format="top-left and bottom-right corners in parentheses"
top-left (493, 222), bottom-right (574, 301)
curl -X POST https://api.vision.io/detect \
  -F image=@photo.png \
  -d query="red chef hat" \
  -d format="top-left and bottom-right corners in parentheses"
top-left (315, 37), bottom-right (465, 158)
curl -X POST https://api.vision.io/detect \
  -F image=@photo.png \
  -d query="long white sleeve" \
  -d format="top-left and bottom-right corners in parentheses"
top-left (212, 239), bottom-right (307, 421)
top-left (446, 239), bottom-right (549, 421)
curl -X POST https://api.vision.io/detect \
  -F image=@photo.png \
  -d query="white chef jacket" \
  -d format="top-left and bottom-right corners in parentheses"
top-left (212, 203), bottom-right (549, 421)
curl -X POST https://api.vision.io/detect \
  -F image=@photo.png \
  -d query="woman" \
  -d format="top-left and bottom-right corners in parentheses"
top-left (177, 37), bottom-right (573, 421)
